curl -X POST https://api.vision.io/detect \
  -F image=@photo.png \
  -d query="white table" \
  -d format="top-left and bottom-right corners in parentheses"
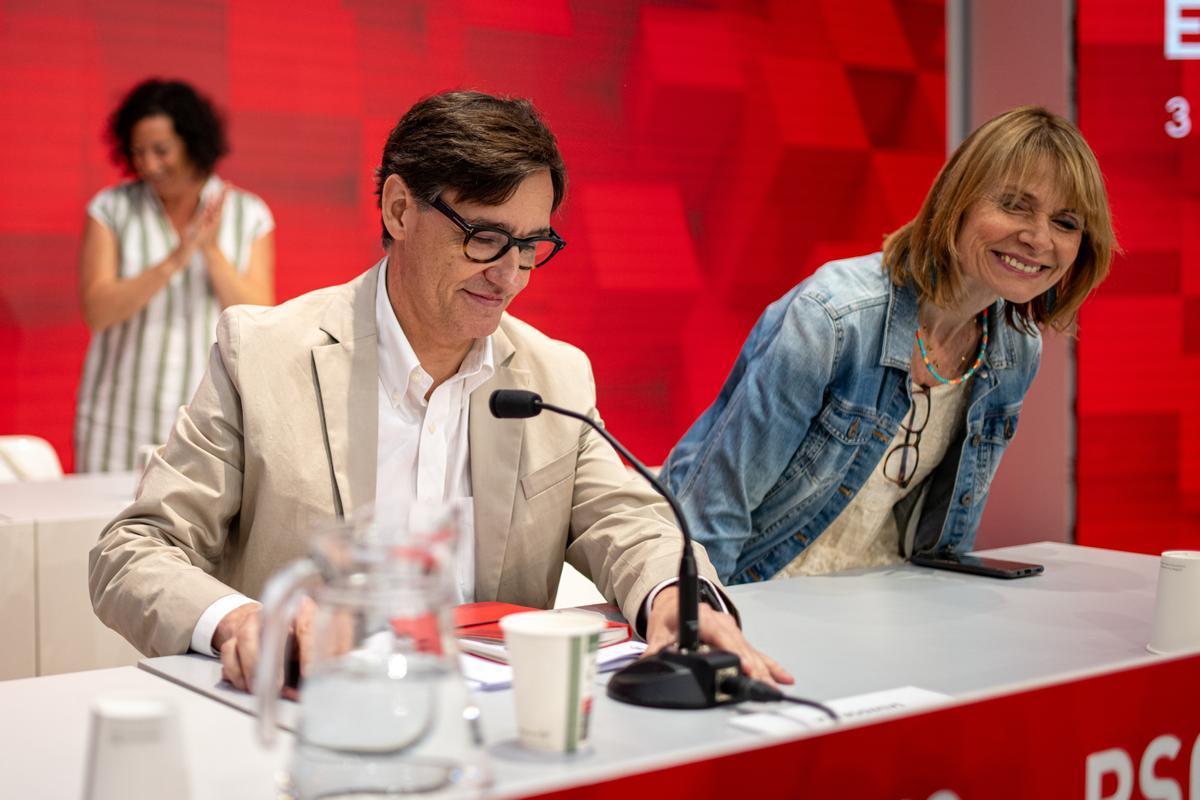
top-left (2, 543), bottom-right (1183, 799)
top-left (0, 473), bottom-right (142, 678)
top-left (731, 540), bottom-right (1163, 696)
top-left (0, 666), bottom-right (287, 799)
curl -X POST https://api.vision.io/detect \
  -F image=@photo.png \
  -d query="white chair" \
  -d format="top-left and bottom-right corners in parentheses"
top-left (0, 436), bottom-right (64, 481)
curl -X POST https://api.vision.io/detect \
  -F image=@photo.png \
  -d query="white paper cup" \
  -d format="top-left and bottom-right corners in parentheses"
top-left (83, 695), bottom-right (190, 800)
top-left (1147, 551), bottom-right (1200, 655)
top-left (500, 610), bottom-right (607, 753)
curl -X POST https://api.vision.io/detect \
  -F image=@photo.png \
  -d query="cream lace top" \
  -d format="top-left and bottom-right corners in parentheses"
top-left (777, 381), bottom-right (970, 578)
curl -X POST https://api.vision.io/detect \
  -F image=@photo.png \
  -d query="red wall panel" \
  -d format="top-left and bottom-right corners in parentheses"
top-left (1076, 0), bottom-right (1200, 551)
top-left (0, 1), bottom-right (945, 473)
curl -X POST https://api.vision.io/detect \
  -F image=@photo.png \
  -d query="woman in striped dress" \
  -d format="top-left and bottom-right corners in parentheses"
top-left (75, 79), bottom-right (275, 472)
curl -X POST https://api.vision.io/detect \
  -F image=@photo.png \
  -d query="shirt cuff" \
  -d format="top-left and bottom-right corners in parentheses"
top-left (190, 593), bottom-right (258, 657)
top-left (637, 577), bottom-right (730, 638)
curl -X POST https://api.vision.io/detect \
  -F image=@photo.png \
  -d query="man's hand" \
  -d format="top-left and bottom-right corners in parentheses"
top-left (214, 597), bottom-right (317, 696)
top-left (644, 586), bottom-right (793, 686)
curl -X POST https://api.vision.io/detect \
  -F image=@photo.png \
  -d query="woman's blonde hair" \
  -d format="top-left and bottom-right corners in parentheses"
top-left (882, 106), bottom-right (1116, 333)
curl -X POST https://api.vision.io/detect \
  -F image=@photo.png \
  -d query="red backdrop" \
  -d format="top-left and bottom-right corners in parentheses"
top-left (1076, 0), bottom-right (1200, 552)
top-left (0, 1), bottom-right (945, 472)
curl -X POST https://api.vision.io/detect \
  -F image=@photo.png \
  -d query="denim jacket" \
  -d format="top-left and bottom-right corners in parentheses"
top-left (662, 253), bottom-right (1041, 584)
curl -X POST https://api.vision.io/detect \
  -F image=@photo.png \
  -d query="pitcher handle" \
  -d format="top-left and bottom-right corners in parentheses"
top-left (255, 558), bottom-right (320, 746)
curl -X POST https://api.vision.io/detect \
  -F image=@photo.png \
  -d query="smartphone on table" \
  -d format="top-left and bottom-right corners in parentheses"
top-left (909, 552), bottom-right (1044, 579)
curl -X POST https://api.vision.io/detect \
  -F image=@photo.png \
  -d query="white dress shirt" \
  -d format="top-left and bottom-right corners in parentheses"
top-left (371, 258), bottom-right (494, 603)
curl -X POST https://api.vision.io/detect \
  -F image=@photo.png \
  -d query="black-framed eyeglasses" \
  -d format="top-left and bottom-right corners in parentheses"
top-left (430, 196), bottom-right (566, 269)
top-left (882, 384), bottom-right (931, 489)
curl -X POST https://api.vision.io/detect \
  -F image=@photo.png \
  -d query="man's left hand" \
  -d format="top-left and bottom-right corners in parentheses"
top-left (644, 585), bottom-right (794, 686)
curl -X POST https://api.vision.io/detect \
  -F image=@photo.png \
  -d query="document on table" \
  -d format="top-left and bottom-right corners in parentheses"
top-left (139, 654), bottom-right (301, 731)
top-left (142, 639), bottom-right (649, 724)
top-left (728, 685), bottom-right (951, 736)
top-left (460, 640), bottom-right (648, 691)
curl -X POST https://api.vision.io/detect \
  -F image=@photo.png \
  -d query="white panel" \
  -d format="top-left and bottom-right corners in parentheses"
top-left (36, 517), bottom-right (141, 676)
top-left (0, 521), bottom-right (37, 680)
top-left (0, 472), bottom-right (136, 524)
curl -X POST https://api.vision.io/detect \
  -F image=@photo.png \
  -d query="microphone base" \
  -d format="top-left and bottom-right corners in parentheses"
top-left (606, 647), bottom-right (742, 709)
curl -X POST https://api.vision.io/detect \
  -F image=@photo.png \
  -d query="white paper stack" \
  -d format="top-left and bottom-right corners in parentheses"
top-left (459, 640), bottom-right (647, 690)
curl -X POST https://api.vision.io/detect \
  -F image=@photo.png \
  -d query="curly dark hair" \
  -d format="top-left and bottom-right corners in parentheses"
top-left (375, 90), bottom-right (567, 247)
top-left (108, 79), bottom-right (228, 176)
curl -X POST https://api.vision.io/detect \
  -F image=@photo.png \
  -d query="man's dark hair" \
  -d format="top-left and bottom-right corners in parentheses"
top-left (375, 90), bottom-right (568, 247)
top-left (108, 79), bottom-right (229, 176)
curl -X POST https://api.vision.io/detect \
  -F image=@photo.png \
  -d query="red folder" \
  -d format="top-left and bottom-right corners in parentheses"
top-left (454, 601), bottom-right (630, 646)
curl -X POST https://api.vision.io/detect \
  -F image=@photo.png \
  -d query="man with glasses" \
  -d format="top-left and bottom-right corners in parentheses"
top-left (90, 90), bottom-right (789, 691)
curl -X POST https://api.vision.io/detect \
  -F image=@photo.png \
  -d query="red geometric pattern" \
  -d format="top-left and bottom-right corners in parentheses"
top-left (0, 2), bottom-right (945, 471)
top-left (1076, 0), bottom-right (1200, 551)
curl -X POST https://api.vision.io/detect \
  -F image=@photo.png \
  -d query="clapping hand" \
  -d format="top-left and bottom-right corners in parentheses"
top-left (174, 189), bottom-right (226, 267)
top-left (190, 188), bottom-right (226, 252)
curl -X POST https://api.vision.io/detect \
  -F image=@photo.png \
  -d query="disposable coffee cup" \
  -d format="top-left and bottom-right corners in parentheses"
top-left (500, 610), bottom-right (607, 753)
top-left (1147, 550), bottom-right (1200, 655)
top-left (83, 695), bottom-right (190, 800)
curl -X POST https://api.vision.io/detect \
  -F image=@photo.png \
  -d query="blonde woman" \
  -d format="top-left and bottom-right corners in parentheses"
top-left (663, 106), bottom-right (1115, 583)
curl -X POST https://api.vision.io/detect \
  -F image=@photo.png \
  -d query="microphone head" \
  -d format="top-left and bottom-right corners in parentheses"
top-left (489, 389), bottom-right (543, 419)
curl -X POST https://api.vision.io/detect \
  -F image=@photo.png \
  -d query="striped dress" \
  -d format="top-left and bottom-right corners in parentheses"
top-left (74, 176), bottom-right (274, 473)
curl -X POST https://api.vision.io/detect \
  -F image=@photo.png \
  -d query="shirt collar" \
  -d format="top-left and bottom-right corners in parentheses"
top-left (375, 257), bottom-right (494, 403)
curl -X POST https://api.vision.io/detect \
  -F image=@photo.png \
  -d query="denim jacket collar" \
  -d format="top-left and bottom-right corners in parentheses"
top-left (881, 279), bottom-right (1018, 374)
top-left (880, 279), bottom-right (919, 371)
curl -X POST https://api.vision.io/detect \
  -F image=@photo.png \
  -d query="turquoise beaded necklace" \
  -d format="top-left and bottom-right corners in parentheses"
top-left (916, 308), bottom-right (989, 386)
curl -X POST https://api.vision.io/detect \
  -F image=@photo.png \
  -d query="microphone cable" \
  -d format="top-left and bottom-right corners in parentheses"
top-left (719, 675), bottom-right (840, 722)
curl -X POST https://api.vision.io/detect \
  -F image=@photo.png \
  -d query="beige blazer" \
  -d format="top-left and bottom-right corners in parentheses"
top-left (89, 264), bottom-right (721, 656)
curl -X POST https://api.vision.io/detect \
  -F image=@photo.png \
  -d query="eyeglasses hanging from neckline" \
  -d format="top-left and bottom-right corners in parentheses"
top-left (882, 384), bottom-right (931, 489)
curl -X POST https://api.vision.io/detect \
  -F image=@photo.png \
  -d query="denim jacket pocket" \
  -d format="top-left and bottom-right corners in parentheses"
top-left (764, 397), bottom-right (877, 508)
top-left (973, 403), bottom-right (1022, 496)
top-left (815, 398), bottom-right (878, 446)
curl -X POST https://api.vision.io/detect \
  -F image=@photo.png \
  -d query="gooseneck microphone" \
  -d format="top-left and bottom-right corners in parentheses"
top-left (487, 389), bottom-right (543, 420)
top-left (489, 388), bottom-right (742, 708)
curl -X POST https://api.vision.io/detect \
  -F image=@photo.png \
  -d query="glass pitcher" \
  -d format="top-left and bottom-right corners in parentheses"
top-left (254, 506), bottom-right (490, 799)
